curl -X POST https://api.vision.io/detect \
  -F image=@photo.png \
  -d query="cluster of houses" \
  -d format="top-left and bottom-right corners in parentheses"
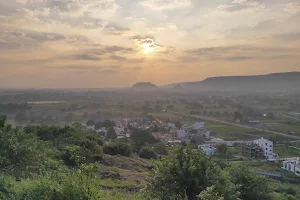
top-left (86, 118), bottom-right (128, 138)
top-left (199, 136), bottom-right (277, 160)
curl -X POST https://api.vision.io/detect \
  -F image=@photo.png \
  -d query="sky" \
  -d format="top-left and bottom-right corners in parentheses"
top-left (1, 0), bottom-right (300, 88)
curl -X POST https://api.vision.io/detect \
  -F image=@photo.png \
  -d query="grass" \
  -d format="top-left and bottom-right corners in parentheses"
top-left (97, 190), bottom-right (145, 200)
top-left (274, 144), bottom-right (300, 157)
top-left (268, 123), bottom-right (300, 135)
top-left (97, 179), bottom-right (137, 188)
top-left (206, 123), bottom-right (254, 134)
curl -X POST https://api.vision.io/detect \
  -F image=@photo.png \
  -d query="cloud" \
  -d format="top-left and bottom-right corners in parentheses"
top-left (217, 0), bottom-right (265, 12)
top-left (108, 55), bottom-right (127, 61)
top-left (104, 25), bottom-right (132, 36)
top-left (69, 54), bottom-right (102, 61)
top-left (273, 32), bottom-right (300, 41)
top-left (0, 29), bottom-right (68, 50)
top-left (139, 0), bottom-right (191, 10)
top-left (225, 56), bottom-right (253, 61)
top-left (133, 37), bottom-right (163, 52)
top-left (185, 45), bottom-right (298, 62)
top-left (132, 66), bottom-right (142, 71)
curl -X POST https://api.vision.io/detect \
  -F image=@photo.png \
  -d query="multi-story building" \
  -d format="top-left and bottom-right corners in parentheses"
top-left (282, 159), bottom-right (300, 176)
top-left (253, 137), bottom-right (274, 159)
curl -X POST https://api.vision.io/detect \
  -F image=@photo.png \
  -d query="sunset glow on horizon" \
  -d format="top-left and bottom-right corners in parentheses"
top-left (0, 0), bottom-right (300, 88)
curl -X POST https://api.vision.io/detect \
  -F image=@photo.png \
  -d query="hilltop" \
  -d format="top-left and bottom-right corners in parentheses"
top-left (132, 82), bottom-right (157, 90)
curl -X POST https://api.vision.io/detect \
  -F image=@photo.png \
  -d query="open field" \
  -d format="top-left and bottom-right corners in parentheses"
top-left (274, 144), bottom-right (300, 157)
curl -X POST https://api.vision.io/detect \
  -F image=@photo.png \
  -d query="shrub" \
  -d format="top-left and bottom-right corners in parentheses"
top-left (139, 146), bottom-right (157, 159)
top-left (103, 142), bottom-right (132, 157)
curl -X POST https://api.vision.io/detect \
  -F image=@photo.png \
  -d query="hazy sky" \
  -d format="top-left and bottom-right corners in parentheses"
top-left (1, 0), bottom-right (300, 88)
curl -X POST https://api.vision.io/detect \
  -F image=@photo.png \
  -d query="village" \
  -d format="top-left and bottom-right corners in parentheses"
top-left (84, 116), bottom-right (300, 177)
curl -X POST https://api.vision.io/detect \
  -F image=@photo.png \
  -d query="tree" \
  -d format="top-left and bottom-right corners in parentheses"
top-left (103, 142), bottom-right (132, 157)
top-left (0, 115), bottom-right (6, 129)
top-left (226, 163), bottom-right (272, 200)
top-left (107, 127), bottom-right (117, 140)
top-left (102, 120), bottom-right (115, 128)
top-left (155, 105), bottom-right (162, 112)
top-left (233, 111), bottom-right (243, 121)
top-left (130, 130), bottom-right (157, 151)
top-left (86, 120), bottom-right (95, 127)
top-left (0, 122), bottom-right (50, 173)
top-left (153, 142), bottom-right (168, 155)
top-left (215, 143), bottom-right (228, 155)
top-left (146, 145), bottom-right (217, 200)
top-left (94, 121), bottom-right (103, 130)
top-left (167, 105), bottom-right (175, 111)
top-left (64, 113), bottom-right (73, 122)
top-left (174, 121), bottom-right (182, 128)
top-left (139, 146), bottom-right (157, 159)
top-left (199, 187), bottom-right (224, 200)
top-left (15, 112), bottom-right (27, 123)
top-left (266, 112), bottom-right (275, 120)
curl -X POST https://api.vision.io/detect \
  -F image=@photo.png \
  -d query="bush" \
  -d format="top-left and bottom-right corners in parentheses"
top-left (103, 142), bottom-right (132, 157)
top-left (139, 146), bottom-right (157, 159)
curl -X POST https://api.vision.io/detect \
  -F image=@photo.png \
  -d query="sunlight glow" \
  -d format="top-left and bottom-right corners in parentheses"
top-left (143, 44), bottom-right (154, 54)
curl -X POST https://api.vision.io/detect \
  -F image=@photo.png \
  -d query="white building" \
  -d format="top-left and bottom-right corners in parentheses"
top-left (87, 125), bottom-right (95, 131)
top-left (177, 129), bottom-right (187, 139)
top-left (199, 144), bottom-right (217, 155)
top-left (253, 137), bottom-right (274, 159)
top-left (114, 123), bottom-right (125, 135)
top-left (168, 123), bottom-right (176, 128)
top-left (194, 122), bottom-right (205, 130)
top-left (282, 159), bottom-right (300, 176)
top-left (96, 127), bottom-right (107, 136)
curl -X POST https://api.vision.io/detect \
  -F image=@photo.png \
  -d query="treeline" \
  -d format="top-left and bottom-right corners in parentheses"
top-left (0, 103), bottom-right (31, 112)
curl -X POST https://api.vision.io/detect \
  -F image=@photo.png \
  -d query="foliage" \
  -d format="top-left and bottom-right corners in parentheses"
top-left (198, 187), bottom-right (224, 200)
top-left (103, 142), bottom-right (132, 157)
top-left (233, 111), bottom-right (243, 121)
top-left (146, 145), bottom-right (217, 200)
top-left (226, 163), bottom-right (272, 200)
top-left (139, 146), bottom-right (157, 159)
top-left (107, 127), bottom-right (117, 140)
top-left (130, 129), bottom-right (158, 152)
top-left (266, 112), bottom-right (275, 120)
top-left (153, 142), bottom-right (168, 155)
top-left (0, 122), bottom-right (52, 174)
top-left (215, 143), bottom-right (228, 155)
top-left (86, 120), bottom-right (95, 126)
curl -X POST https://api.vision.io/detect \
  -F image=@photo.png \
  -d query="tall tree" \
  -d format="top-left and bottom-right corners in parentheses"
top-left (146, 145), bottom-right (217, 200)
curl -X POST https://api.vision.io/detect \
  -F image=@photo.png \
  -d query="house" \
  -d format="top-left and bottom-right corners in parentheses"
top-left (253, 137), bottom-right (274, 159)
top-left (282, 159), bottom-right (300, 176)
top-left (204, 131), bottom-right (213, 138)
top-left (199, 144), bottom-right (217, 155)
top-left (168, 123), bottom-right (176, 128)
top-left (86, 125), bottom-right (95, 131)
top-left (96, 127), bottom-right (107, 136)
top-left (114, 123), bottom-right (125, 135)
top-left (249, 120), bottom-right (260, 124)
top-left (194, 122), bottom-right (204, 130)
top-left (177, 129), bottom-right (187, 140)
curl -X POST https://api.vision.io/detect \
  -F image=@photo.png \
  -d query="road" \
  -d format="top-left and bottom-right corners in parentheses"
top-left (172, 112), bottom-right (300, 140)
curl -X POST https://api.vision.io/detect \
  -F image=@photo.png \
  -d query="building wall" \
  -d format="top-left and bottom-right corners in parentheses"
top-left (282, 160), bottom-right (300, 176)
top-left (254, 138), bottom-right (273, 159)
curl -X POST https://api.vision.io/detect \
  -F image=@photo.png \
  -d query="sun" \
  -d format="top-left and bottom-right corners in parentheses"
top-left (143, 44), bottom-right (153, 54)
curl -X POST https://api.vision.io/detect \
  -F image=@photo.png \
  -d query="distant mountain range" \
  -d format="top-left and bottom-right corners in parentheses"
top-left (130, 72), bottom-right (300, 92)
top-left (165, 72), bottom-right (300, 92)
